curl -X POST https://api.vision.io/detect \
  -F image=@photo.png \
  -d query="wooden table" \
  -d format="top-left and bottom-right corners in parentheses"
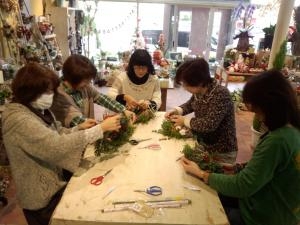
top-left (50, 112), bottom-right (229, 225)
top-left (159, 78), bottom-right (174, 111)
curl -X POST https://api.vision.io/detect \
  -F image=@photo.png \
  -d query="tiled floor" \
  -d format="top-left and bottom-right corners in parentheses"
top-left (0, 82), bottom-right (253, 224)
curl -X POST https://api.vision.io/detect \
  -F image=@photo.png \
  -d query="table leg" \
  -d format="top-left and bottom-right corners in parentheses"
top-left (160, 88), bottom-right (167, 111)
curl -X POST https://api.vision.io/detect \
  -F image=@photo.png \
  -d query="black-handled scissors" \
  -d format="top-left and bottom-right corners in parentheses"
top-left (129, 138), bottom-right (152, 145)
top-left (134, 185), bottom-right (162, 196)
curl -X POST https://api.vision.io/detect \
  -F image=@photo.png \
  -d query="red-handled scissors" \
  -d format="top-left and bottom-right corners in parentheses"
top-left (90, 169), bottom-right (112, 186)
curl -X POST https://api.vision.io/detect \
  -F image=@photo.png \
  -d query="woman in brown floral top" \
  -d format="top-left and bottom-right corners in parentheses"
top-left (165, 58), bottom-right (237, 163)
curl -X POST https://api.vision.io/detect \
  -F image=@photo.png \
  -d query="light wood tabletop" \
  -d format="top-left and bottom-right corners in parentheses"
top-left (50, 112), bottom-right (229, 225)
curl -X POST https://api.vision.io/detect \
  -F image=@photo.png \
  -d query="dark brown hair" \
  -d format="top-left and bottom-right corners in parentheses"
top-left (127, 49), bottom-right (155, 77)
top-left (175, 58), bottom-right (212, 87)
top-left (243, 70), bottom-right (300, 130)
top-left (62, 54), bottom-right (97, 85)
top-left (12, 62), bottom-right (60, 105)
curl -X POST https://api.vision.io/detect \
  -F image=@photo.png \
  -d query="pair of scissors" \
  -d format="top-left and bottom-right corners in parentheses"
top-left (134, 186), bottom-right (162, 196)
top-left (90, 169), bottom-right (112, 186)
top-left (129, 138), bottom-right (152, 145)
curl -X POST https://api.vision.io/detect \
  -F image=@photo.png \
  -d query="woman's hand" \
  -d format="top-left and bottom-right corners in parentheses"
top-left (180, 157), bottom-right (203, 179)
top-left (78, 119), bottom-right (97, 130)
top-left (124, 110), bottom-right (136, 123)
top-left (170, 115), bottom-right (184, 126)
top-left (164, 110), bottom-right (178, 119)
top-left (138, 100), bottom-right (150, 110)
top-left (100, 114), bottom-right (121, 132)
top-left (124, 94), bottom-right (138, 110)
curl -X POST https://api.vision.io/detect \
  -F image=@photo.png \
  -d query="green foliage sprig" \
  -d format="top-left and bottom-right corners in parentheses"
top-left (133, 107), bottom-right (155, 124)
top-left (153, 119), bottom-right (193, 139)
top-left (94, 115), bottom-right (135, 157)
top-left (182, 144), bottom-right (223, 173)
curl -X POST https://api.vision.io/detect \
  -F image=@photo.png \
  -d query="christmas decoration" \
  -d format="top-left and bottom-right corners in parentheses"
top-left (153, 120), bottom-right (193, 139)
top-left (182, 144), bottom-right (223, 173)
top-left (133, 106), bottom-right (155, 124)
top-left (232, 3), bottom-right (256, 52)
top-left (94, 114), bottom-right (135, 157)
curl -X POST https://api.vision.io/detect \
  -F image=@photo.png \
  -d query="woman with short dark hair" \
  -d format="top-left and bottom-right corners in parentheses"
top-left (166, 58), bottom-right (237, 163)
top-left (180, 70), bottom-right (300, 225)
top-left (51, 54), bottom-right (136, 128)
top-left (2, 62), bottom-right (122, 225)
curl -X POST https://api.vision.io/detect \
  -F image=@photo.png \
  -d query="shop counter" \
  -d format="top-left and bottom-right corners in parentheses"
top-left (50, 112), bottom-right (229, 225)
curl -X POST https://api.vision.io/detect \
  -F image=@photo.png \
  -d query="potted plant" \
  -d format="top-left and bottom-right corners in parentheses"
top-left (0, 88), bottom-right (11, 105)
top-left (230, 89), bottom-right (242, 112)
top-left (262, 24), bottom-right (276, 49)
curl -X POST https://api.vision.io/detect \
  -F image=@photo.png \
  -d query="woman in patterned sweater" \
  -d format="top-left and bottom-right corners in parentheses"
top-left (165, 58), bottom-right (237, 163)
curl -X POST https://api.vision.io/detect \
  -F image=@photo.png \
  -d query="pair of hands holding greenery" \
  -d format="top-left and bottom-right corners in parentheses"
top-left (164, 109), bottom-right (185, 127)
top-left (124, 94), bottom-right (151, 111)
top-left (77, 110), bottom-right (136, 132)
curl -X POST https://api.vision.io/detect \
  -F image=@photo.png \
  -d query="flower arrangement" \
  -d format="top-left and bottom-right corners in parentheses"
top-left (0, 84), bottom-right (12, 105)
top-left (230, 89), bottom-right (243, 112)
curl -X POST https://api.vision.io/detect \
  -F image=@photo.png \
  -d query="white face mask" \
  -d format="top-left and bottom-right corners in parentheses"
top-left (31, 93), bottom-right (54, 110)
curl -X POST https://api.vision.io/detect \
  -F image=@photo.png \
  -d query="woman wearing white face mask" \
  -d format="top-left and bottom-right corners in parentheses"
top-left (2, 62), bottom-right (122, 225)
top-left (31, 92), bottom-right (54, 110)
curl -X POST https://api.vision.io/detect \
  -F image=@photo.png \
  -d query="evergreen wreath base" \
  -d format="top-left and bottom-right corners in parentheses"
top-left (153, 119), bottom-right (193, 139)
top-left (182, 144), bottom-right (224, 173)
top-left (134, 108), bottom-right (155, 124)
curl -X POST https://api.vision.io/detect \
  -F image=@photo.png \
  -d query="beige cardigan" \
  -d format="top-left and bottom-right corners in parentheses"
top-left (2, 103), bottom-right (102, 210)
